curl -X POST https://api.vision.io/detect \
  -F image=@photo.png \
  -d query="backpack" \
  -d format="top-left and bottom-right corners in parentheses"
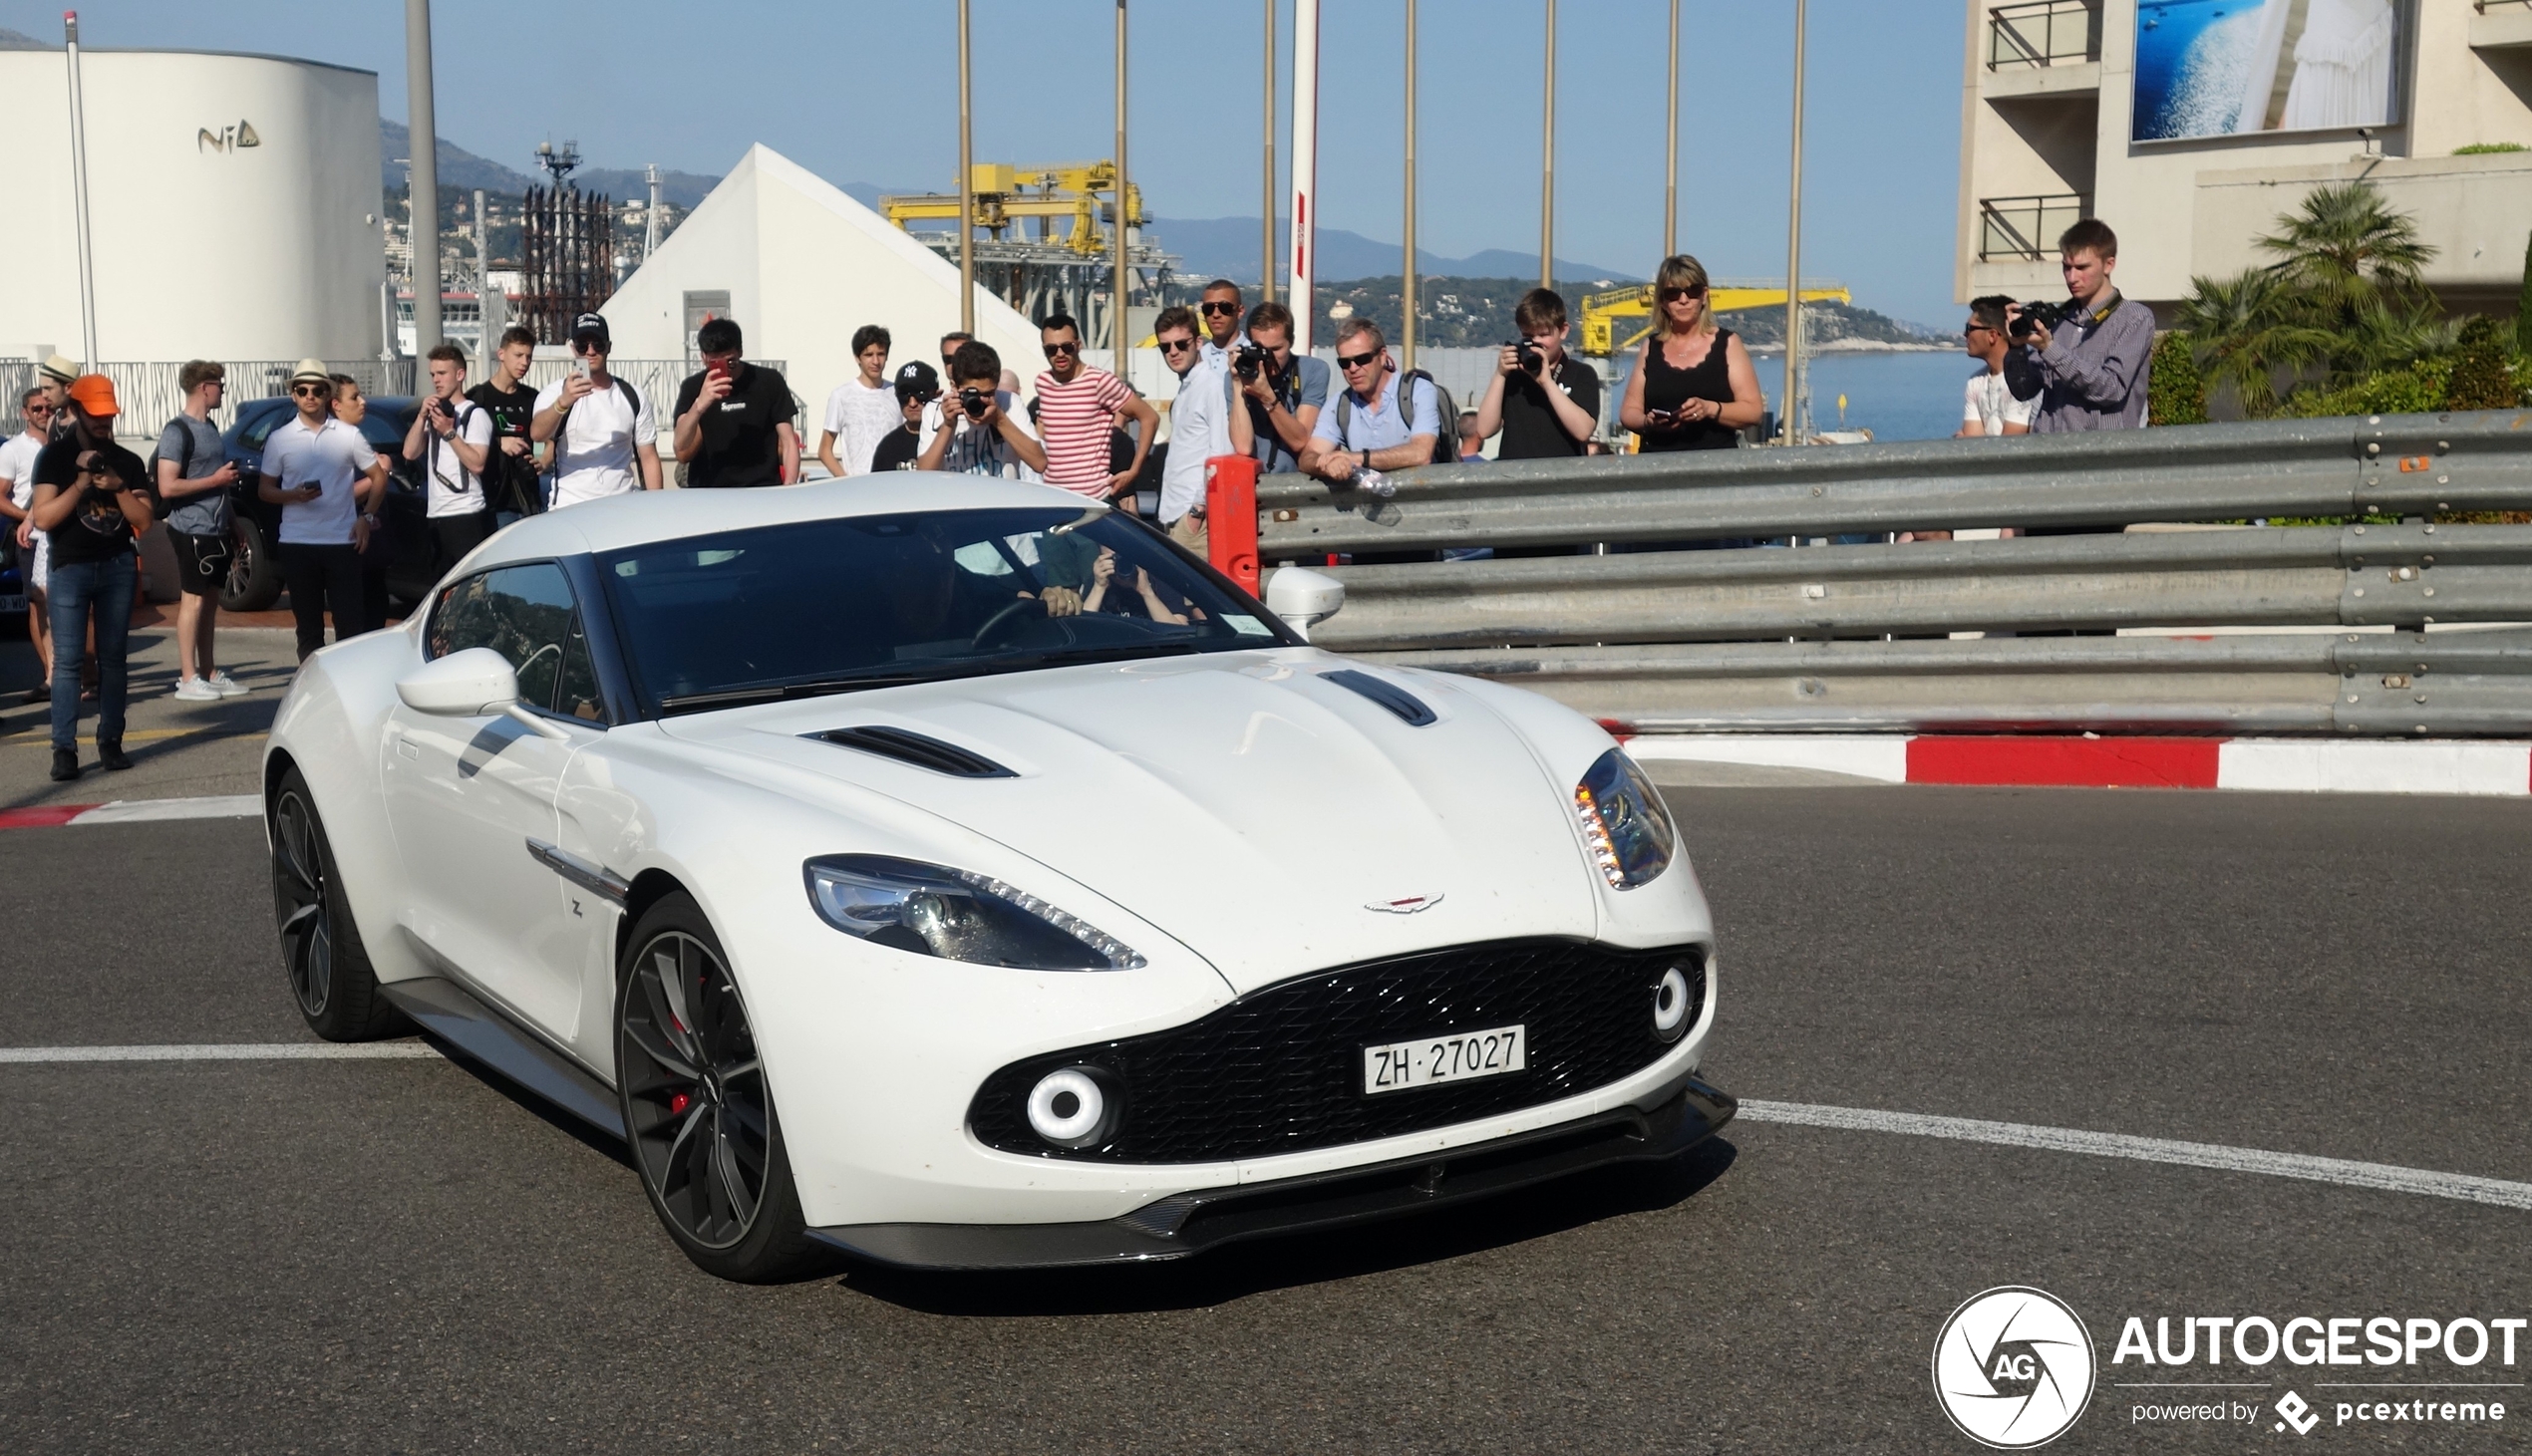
top-left (542, 376), bottom-right (642, 504)
top-left (1333, 368), bottom-right (1455, 467)
top-left (143, 416), bottom-right (202, 522)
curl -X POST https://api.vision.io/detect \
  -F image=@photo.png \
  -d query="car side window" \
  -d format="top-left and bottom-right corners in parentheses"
top-left (427, 562), bottom-right (601, 722)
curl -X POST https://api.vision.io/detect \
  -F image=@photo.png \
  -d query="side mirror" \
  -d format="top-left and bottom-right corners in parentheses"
top-left (1265, 565), bottom-right (1345, 641)
top-left (395, 647), bottom-right (569, 740)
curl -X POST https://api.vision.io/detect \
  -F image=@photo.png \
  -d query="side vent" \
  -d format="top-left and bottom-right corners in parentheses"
top-left (808, 726), bottom-right (1017, 778)
top-left (1319, 670), bottom-right (1437, 728)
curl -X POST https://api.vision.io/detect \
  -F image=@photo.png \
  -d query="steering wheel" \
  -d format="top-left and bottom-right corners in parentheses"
top-left (969, 597), bottom-right (1045, 651)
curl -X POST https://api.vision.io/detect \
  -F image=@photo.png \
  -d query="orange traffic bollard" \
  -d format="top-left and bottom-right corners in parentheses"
top-left (1203, 453), bottom-right (1260, 596)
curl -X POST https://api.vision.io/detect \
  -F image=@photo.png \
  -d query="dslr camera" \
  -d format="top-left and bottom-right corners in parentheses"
top-left (1506, 339), bottom-right (1546, 375)
top-left (2008, 298), bottom-right (2080, 341)
top-left (1233, 343), bottom-right (1272, 382)
top-left (958, 387), bottom-right (993, 420)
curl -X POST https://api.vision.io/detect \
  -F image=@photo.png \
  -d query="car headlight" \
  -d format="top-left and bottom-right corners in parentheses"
top-left (803, 855), bottom-right (1147, 970)
top-left (1573, 747), bottom-right (1677, 890)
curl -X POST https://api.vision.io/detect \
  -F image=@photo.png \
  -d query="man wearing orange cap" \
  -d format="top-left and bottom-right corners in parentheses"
top-left (27, 375), bottom-right (156, 781)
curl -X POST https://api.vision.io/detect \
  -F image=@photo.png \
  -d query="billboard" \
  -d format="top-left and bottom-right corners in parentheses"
top-left (2131, 0), bottom-right (2400, 143)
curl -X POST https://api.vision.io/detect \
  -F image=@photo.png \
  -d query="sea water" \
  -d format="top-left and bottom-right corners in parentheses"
top-left (1758, 350), bottom-right (1984, 444)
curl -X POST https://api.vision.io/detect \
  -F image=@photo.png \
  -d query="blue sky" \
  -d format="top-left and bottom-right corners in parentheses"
top-left (10, 0), bottom-right (1966, 325)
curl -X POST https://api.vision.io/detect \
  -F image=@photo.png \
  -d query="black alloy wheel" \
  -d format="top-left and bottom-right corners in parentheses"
top-left (615, 895), bottom-right (824, 1282)
top-left (268, 767), bottom-right (404, 1040)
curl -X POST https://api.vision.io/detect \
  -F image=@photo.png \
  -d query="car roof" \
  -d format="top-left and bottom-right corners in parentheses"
top-left (467, 475), bottom-right (1115, 565)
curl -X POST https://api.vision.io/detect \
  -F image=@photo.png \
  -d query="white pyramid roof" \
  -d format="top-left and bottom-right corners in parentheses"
top-left (603, 145), bottom-right (1050, 421)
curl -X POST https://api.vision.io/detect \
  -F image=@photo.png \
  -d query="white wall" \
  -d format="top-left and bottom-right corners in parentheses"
top-left (0, 48), bottom-right (385, 363)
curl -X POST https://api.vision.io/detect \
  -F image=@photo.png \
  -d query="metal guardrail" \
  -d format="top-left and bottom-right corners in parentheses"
top-left (1261, 410), bottom-right (2532, 736)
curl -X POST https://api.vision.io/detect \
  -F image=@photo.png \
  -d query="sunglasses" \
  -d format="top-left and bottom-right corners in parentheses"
top-left (1658, 287), bottom-right (1704, 302)
top-left (23, 402), bottom-right (55, 416)
top-left (290, 384), bottom-right (330, 398)
top-left (1157, 337), bottom-right (1198, 354)
top-left (1964, 324), bottom-right (1994, 336)
top-left (1200, 300), bottom-right (1241, 316)
top-left (1043, 340), bottom-right (1080, 358)
top-left (1336, 350), bottom-right (1381, 370)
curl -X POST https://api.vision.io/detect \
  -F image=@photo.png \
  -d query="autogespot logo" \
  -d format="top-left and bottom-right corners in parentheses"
top-left (1934, 1287), bottom-right (2099, 1448)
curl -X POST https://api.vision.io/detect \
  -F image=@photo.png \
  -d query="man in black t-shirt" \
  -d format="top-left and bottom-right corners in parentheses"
top-left (467, 325), bottom-right (545, 520)
top-left (867, 361), bottom-right (939, 473)
top-left (29, 376), bottom-right (156, 780)
top-left (1472, 288), bottom-right (1602, 460)
top-left (672, 317), bottom-right (799, 487)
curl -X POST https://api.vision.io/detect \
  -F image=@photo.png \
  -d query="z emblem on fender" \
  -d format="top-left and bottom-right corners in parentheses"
top-left (1366, 894), bottom-right (1444, 914)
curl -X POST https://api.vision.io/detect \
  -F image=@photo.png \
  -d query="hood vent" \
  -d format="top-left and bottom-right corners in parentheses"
top-left (1319, 670), bottom-right (1436, 728)
top-left (809, 726), bottom-right (1017, 778)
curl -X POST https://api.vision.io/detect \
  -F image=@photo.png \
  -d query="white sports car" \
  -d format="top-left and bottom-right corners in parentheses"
top-left (264, 476), bottom-right (1731, 1282)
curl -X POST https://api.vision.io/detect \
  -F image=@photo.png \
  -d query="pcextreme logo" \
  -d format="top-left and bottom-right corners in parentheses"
top-left (1933, 1287), bottom-right (2098, 1449)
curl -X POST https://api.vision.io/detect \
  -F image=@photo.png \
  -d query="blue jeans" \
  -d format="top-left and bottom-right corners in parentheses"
top-left (49, 550), bottom-right (136, 751)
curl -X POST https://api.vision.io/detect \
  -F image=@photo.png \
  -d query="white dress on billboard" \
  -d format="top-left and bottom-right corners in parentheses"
top-left (2279, 0), bottom-right (2394, 131)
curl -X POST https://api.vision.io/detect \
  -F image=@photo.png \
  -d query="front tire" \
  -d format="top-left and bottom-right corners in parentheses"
top-left (222, 514), bottom-right (281, 612)
top-left (269, 767), bottom-right (407, 1040)
top-left (615, 894), bottom-right (826, 1283)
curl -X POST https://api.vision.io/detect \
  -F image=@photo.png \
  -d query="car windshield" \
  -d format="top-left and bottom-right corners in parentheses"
top-left (599, 506), bottom-right (1292, 717)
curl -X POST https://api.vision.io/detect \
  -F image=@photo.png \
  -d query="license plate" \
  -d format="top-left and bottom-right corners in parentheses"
top-left (1363, 1023), bottom-right (1526, 1095)
top-left (0, 595), bottom-right (23, 614)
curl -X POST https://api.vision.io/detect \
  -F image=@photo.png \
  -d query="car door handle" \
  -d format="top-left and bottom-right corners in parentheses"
top-left (524, 838), bottom-right (630, 910)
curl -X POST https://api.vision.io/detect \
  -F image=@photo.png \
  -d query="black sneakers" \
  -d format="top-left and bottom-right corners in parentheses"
top-left (97, 738), bottom-right (133, 771)
top-left (50, 748), bottom-right (79, 781)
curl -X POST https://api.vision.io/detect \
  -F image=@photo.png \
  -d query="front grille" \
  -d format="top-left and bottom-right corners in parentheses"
top-left (967, 939), bottom-right (1706, 1164)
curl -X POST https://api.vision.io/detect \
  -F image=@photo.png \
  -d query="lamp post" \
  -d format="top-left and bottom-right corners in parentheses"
top-left (1664, 0), bottom-right (1680, 260)
top-left (1539, 0), bottom-right (1556, 292)
top-left (1402, 0), bottom-right (1418, 374)
top-left (1288, 0), bottom-right (1320, 352)
top-left (958, 0), bottom-right (974, 336)
top-left (1781, 0), bottom-right (1808, 444)
top-left (1261, 0), bottom-right (1275, 305)
top-left (406, 0), bottom-right (441, 355)
top-left (1113, 0), bottom-right (1131, 379)
top-left (63, 11), bottom-right (98, 366)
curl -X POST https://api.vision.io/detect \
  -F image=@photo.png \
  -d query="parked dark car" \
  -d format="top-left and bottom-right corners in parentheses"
top-left (218, 396), bottom-right (442, 615)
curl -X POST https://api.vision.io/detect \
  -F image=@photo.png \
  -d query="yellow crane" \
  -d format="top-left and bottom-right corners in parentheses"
top-left (1579, 280), bottom-right (1852, 357)
top-left (880, 161), bottom-right (1144, 259)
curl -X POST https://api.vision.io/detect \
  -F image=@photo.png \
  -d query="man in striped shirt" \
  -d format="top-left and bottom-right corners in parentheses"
top-left (1033, 313), bottom-right (1156, 500)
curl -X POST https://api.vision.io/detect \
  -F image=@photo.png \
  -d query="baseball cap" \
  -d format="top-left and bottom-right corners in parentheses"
top-left (570, 313), bottom-right (611, 347)
top-left (66, 374), bottom-right (120, 417)
top-left (892, 360), bottom-right (940, 400)
top-left (288, 358), bottom-right (331, 386)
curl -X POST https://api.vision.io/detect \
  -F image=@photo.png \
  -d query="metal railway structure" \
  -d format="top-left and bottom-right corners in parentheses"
top-left (1249, 409), bottom-right (2532, 736)
top-left (881, 161), bottom-right (1177, 348)
top-left (517, 142), bottom-right (616, 346)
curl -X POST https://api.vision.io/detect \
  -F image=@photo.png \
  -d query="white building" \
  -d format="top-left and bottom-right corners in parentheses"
top-left (0, 41), bottom-right (386, 362)
top-left (602, 145), bottom-right (1047, 415)
top-left (1957, 0), bottom-right (2532, 314)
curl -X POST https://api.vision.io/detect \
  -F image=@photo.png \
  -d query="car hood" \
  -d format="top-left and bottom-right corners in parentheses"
top-left (656, 648), bottom-right (1604, 995)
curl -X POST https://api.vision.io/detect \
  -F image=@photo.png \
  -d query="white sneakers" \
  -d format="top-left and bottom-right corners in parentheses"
top-left (173, 673), bottom-right (249, 702)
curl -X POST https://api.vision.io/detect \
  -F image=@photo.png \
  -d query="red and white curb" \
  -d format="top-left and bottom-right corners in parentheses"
top-left (1620, 734), bottom-right (2532, 796)
top-left (0, 794), bottom-right (261, 830)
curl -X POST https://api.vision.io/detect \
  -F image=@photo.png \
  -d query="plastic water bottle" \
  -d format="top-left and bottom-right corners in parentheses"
top-left (1356, 466), bottom-right (1396, 498)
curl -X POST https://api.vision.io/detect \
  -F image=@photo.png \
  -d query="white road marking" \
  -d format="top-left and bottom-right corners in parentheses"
top-left (1739, 1099), bottom-right (2532, 1212)
top-left (71, 795), bottom-right (262, 824)
top-left (0, 1042), bottom-right (442, 1063)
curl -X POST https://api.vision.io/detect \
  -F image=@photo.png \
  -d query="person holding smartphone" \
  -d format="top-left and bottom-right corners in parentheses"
top-left (404, 343), bottom-right (496, 570)
top-left (1619, 253), bottom-right (1764, 452)
top-left (27, 375), bottom-right (156, 781)
top-left (259, 359), bottom-right (387, 663)
top-left (672, 317), bottom-right (798, 488)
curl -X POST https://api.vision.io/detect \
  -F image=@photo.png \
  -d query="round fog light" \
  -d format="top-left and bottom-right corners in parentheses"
top-left (1652, 965), bottom-right (1694, 1041)
top-left (1025, 1067), bottom-right (1109, 1148)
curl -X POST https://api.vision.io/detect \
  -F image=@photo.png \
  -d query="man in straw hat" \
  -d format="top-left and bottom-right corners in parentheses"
top-left (34, 353), bottom-right (79, 443)
top-left (257, 359), bottom-right (386, 662)
top-left (27, 375), bottom-right (155, 781)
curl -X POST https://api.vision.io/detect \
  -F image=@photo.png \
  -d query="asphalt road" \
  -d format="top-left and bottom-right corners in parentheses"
top-left (3, 785), bottom-right (2527, 1454)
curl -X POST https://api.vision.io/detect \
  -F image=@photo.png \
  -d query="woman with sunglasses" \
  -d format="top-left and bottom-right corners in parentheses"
top-left (1619, 254), bottom-right (1765, 452)
top-left (1, 387), bottom-right (57, 700)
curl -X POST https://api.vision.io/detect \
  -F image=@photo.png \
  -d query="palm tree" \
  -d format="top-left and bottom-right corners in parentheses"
top-left (2174, 269), bottom-right (2331, 419)
top-left (2256, 181), bottom-right (2436, 332)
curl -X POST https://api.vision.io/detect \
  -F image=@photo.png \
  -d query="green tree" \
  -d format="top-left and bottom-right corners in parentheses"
top-left (2517, 228), bottom-right (2531, 359)
top-left (2147, 330), bottom-right (2207, 426)
top-left (2173, 268), bottom-right (2330, 418)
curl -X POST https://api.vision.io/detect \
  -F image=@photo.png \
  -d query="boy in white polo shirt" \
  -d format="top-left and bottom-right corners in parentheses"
top-left (530, 313), bottom-right (663, 506)
top-left (258, 359), bottom-right (387, 661)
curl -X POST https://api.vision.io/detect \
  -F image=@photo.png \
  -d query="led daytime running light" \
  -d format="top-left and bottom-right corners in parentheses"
top-left (1574, 783), bottom-right (1625, 888)
top-left (947, 867), bottom-right (1148, 970)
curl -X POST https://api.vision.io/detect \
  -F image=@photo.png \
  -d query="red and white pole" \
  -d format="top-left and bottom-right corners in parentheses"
top-left (1286, 0), bottom-right (1320, 354)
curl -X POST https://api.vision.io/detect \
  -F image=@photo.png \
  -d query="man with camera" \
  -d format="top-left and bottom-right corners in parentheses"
top-left (1150, 306), bottom-right (1253, 554)
top-left (1231, 301), bottom-right (1329, 475)
top-left (404, 343), bottom-right (497, 567)
top-left (918, 341), bottom-right (1047, 479)
top-left (673, 317), bottom-right (798, 487)
top-left (29, 376), bottom-right (157, 780)
top-left (2002, 218), bottom-right (2154, 434)
top-left (1472, 288), bottom-right (1601, 460)
top-left (534, 315), bottom-right (663, 507)
top-left (156, 361), bottom-right (246, 702)
top-left (1033, 312), bottom-right (1155, 499)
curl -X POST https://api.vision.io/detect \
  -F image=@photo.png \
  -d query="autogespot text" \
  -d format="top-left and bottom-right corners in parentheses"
top-left (2117, 1314), bottom-right (2519, 1431)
